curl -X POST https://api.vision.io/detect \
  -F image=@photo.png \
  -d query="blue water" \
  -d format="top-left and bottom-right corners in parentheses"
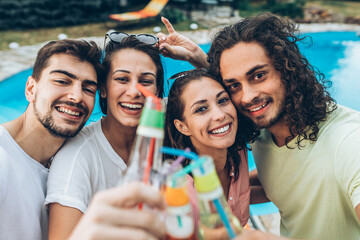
top-left (1, 32), bottom-right (359, 216)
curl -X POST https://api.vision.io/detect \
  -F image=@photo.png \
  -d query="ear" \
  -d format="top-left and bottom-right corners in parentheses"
top-left (25, 76), bottom-right (36, 103)
top-left (100, 86), bottom-right (107, 98)
top-left (174, 119), bottom-right (191, 136)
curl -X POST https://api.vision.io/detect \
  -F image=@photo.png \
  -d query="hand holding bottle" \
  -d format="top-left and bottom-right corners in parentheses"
top-left (69, 182), bottom-right (166, 240)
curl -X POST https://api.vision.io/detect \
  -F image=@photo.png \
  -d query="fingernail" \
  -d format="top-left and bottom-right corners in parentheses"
top-left (162, 37), bottom-right (166, 41)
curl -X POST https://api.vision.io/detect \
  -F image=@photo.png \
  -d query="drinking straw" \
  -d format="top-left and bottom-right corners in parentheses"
top-left (138, 138), bottom-right (156, 211)
top-left (213, 198), bottom-right (236, 239)
top-left (136, 83), bottom-right (162, 110)
top-left (160, 147), bottom-right (199, 161)
top-left (142, 138), bottom-right (155, 184)
top-left (162, 147), bottom-right (190, 175)
top-left (172, 157), bottom-right (206, 180)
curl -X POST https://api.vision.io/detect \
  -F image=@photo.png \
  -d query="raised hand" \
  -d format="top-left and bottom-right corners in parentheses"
top-left (158, 16), bottom-right (209, 68)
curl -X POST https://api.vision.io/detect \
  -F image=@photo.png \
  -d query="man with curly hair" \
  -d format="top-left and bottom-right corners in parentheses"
top-left (158, 13), bottom-right (360, 239)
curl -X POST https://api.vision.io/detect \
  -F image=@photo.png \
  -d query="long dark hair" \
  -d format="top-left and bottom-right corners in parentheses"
top-left (164, 69), bottom-right (258, 180)
top-left (100, 36), bottom-right (164, 115)
top-left (207, 13), bottom-right (336, 148)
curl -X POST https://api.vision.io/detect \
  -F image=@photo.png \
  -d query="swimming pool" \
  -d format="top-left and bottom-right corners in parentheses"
top-left (1, 31), bottom-right (359, 124)
top-left (0, 31), bottom-right (359, 216)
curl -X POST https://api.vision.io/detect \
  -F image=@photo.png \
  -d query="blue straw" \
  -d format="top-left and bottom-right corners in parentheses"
top-left (160, 147), bottom-right (199, 160)
top-left (213, 198), bottom-right (237, 239)
top-left (172, 157), bottom-right (206, 180)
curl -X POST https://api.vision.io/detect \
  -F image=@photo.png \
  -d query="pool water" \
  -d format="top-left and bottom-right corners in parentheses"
top-left (0, 32), bottom-right (359, 215)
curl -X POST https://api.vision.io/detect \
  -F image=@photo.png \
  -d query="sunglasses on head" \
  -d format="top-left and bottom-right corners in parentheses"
top-left (104, 31), bottom-right (158, 50)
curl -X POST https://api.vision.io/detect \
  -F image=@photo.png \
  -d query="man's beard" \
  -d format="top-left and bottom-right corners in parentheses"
top-left (34, 98), bottom-right (88, 138)
top-left (242, 96), bottom-right (286, 129)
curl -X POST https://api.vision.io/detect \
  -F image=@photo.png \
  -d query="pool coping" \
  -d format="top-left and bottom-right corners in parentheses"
top-left (1, 23), bottom-right (360, 82)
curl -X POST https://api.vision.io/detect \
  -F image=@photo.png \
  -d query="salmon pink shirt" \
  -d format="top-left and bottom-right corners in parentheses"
top-left (187, 149), bottom-right (250, 227)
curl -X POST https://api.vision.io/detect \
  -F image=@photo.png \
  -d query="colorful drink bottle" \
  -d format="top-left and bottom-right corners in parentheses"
top-left (192, 156), bottom-right (242, 239)
top-left (164, 168), bottom-right (197, 240)
top-left (121, 96), bottom-right (164, 187)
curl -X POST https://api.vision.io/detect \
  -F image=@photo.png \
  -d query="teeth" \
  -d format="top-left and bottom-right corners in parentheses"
top-left (120, 103), bottom-right (143, 109)
top-left (58, 107), bottom-right (80, 116)
top-left (249, 103), bottom-right (267, 112)
top-left (210, 124), bottom-right (230, 134)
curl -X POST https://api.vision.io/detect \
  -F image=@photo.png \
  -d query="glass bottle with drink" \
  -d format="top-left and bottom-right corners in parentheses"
top-left (164, 163), bottom-right (197, 240)
top-left (192, 155), bottom-right (242, 240)
top-left (121, 96), bottom-right (164, 187)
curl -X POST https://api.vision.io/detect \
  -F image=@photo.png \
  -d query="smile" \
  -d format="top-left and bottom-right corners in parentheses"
top-left (56, 106), bottom-right (82, 117)
top-left (120, 102), bottom-right (143, 111)
top-left (209, 124), bottom-right (230, 134)
top-left (249, 102), bottom-right (269, 112)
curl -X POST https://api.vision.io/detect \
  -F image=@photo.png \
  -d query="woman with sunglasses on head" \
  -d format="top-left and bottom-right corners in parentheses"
top-left (45, 33), bottom-right (164, 240)
top-left (164, 69), bottom-right (260, 239)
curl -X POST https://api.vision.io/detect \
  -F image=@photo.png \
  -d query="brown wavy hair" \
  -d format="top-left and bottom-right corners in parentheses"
top-left (207, 13), bottom-right (336, 148)
top-left (164, 69), bottom-right (258, 180)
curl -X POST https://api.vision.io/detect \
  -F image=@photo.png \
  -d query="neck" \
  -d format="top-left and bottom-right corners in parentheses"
top-left (267, 119), bottom-right (293, 147)
top-left (3, 111), bottom-right (65, 167)
top-left (101, 116), bottom-right (137, 165)
top-left (196, 147), bottom-right (227, 171)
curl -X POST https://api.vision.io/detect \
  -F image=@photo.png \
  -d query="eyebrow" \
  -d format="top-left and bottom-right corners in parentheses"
top-left (50, 70), bottom-right (97, 86)
top-left (246, 64), bottom-right (268, 76)
top-left (112, 69), bottom-right (156, 78)
top-left (50, 70), bottom-right (77, 79)
top-left (190, 90), bottom-right (226, 109)
top-left (223, 64), bottom-right (268, 83)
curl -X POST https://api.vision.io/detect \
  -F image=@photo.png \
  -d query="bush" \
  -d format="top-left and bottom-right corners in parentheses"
top-left (161, 7), bottom-right (187, 24)
top-left (0, 0), bottom-right (127, 30)
top-left (270, 0), bottom-right (305, 19)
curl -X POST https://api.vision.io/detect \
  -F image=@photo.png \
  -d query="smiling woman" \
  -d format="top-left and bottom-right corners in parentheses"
top-left (164, 69), bottom-right (259, 236)
top-left (43, 34), bottom-right (165, 240)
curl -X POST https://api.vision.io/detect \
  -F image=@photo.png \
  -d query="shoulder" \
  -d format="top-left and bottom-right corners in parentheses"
top-left (50, 121), bottom-right (102, 169)
top-left (319, 105), bottom-right (360, 144)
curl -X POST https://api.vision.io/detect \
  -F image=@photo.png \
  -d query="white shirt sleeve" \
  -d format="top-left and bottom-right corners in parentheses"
top-left (45, 137), bottom-right (95, 213)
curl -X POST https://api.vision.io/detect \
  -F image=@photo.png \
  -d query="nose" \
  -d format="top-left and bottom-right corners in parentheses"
top-left (239, 83), bottom-right (260, 106)
top-left (126, 81), bottom-right (141, 98)
top-left (212, 105), bottom-right (226, 122)
top-left (68, 83), bottom-right (83, 103)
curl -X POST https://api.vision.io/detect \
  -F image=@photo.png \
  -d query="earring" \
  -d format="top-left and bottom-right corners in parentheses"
top-left (100, 90), bottom-right (106, 98)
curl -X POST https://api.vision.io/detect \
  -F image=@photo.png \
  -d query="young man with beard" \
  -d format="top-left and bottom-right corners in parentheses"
top-left (158, 14), bottom-right (360, 239)
top-left (0, 39), bottom-right (103, 240)
top-left (0, 40), bottom-right (166, 240)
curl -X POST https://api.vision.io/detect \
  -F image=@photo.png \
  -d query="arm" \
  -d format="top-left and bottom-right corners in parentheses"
top-left (158, 17), bottom-right (209, 68)
top-left (249, 169), bottom-right (269, 204)
top-left (48, 204), bottom-right (83, 240)
top-left (356, 205), bottom-right (360, 221)
top-left (68, 182), bottom-right (166, 240)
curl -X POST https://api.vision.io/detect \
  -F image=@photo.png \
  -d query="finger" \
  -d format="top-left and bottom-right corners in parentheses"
top-left (157, 34), bottom-right (167, 45)
top-left (93, 182), bottom-right (166, 210)
top-left (159, 43), bottom-right (178, 58)
top-left (91, 205), bottom-right (166, 239)
top-left (160, 48), bottom-right (170, 58)
top-left (161, 16), bottom-right (175, 34)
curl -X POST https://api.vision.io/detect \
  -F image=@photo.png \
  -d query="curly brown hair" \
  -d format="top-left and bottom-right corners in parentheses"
top-left (207, 13), bottom-right (336, 148)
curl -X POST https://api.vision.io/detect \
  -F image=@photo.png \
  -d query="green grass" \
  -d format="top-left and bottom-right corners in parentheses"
top-left (0, 18), bottom-right (203, 51)
top-left (1, 1), bottom-right (360, 51)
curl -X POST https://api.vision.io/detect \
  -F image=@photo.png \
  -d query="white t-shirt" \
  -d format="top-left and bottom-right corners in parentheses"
top-left (251, 105), bottom-right (360, 240)
top-left (0, 125), bottom-right (49, 240)
top-left (45, 120), bottom-right (127, 213)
